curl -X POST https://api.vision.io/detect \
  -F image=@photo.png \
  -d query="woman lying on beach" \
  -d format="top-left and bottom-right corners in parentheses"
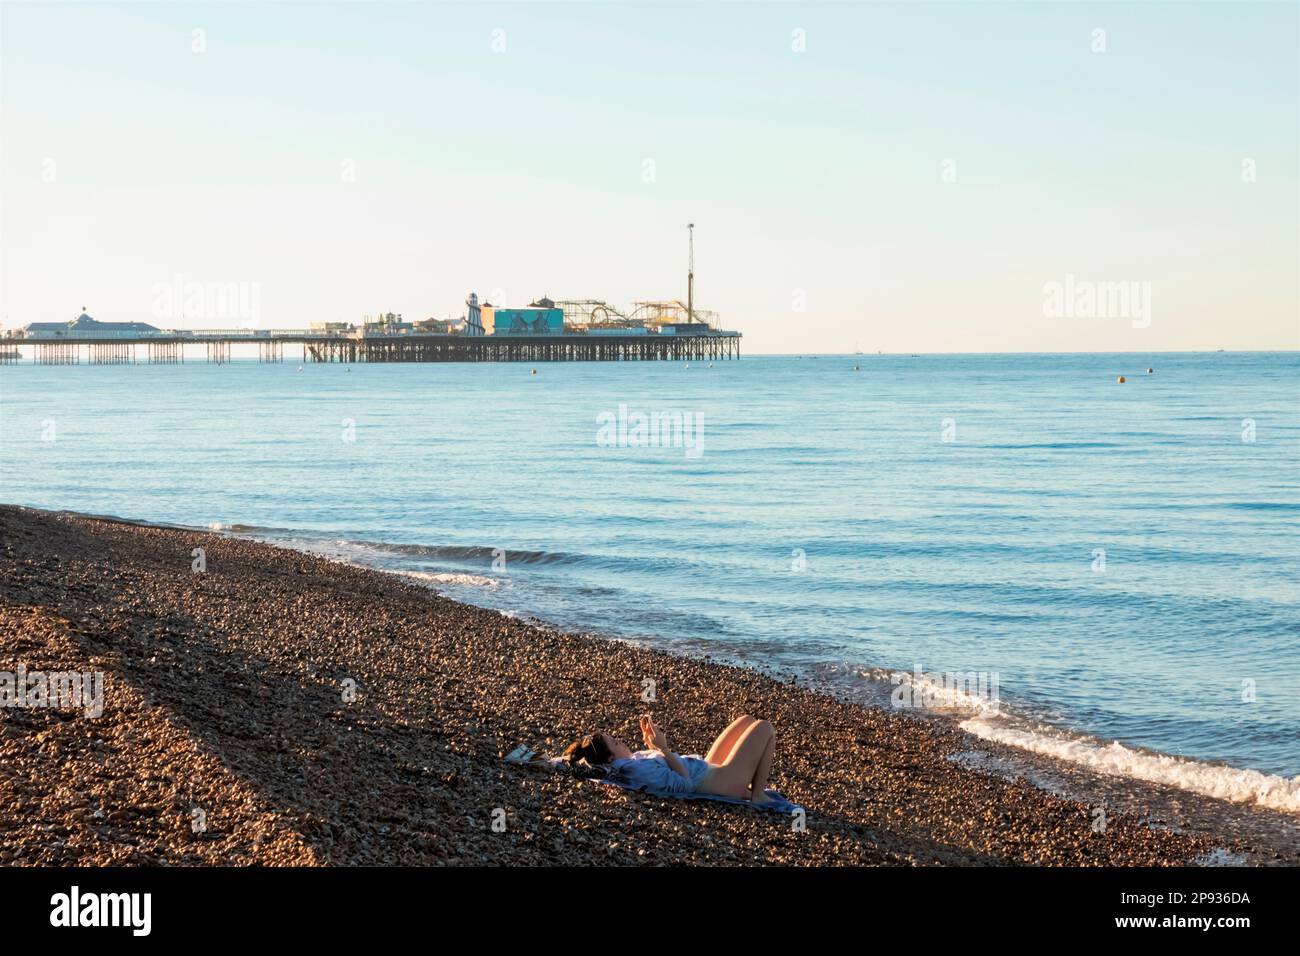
top-left (563, 714), bottom-right (779, 805)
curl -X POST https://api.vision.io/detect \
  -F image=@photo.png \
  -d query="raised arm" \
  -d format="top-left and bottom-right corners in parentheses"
top-left (642, 715), bottom-right (691, 781)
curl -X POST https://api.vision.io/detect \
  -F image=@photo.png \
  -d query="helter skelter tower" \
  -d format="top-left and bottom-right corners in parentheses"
top-left (687, 223), bottom-right (695, 325)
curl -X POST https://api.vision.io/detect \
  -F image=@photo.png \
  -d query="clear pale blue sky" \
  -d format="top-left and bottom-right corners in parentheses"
top-left (1, 1), bottom-right (1296, 352)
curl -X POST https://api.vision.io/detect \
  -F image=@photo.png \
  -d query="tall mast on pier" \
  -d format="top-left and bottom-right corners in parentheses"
top-left (687, 223), bottom-right (695, 325)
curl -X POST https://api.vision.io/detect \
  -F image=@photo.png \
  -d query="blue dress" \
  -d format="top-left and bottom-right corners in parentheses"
top-left (610, 750), bottom-right (712, 794)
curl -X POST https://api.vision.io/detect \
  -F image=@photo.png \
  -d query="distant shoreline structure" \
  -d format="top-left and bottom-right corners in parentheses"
top-left (2, 227), bottom-right (742, 364)
top-left (0, 306), bottom-right (741, 365)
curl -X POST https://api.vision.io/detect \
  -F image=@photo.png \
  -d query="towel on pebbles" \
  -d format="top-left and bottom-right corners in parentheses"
top-left (595, 775), bottom-right (804, 815)
top-left (506, 746), bottom-right (803, 815)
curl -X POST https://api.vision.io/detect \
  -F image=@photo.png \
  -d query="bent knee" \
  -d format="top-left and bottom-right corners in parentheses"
top-left (754, 719), bottom-right (775, 737)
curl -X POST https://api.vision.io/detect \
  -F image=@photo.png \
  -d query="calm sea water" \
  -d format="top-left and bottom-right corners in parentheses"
top-left (2, 352), bottom-right (1297, 805)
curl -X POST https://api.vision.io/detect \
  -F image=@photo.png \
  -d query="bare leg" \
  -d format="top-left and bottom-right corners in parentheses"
top-left (705, 714), bottom-right (756, 765)
top-left (699, 720), bottom-right (775, 800)
top-left (749, 733), bottom-right (775, 798)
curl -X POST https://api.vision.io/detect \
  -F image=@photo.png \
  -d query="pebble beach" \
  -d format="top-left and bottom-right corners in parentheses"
top-left (0, 505), bottom-right (1268, 866)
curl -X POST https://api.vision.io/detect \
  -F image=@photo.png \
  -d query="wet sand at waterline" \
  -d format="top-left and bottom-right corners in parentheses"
top-left (0, 506), bottom-right (1289, 866)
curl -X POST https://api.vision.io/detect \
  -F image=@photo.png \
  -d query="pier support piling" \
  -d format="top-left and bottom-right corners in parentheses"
top-left (89, 342), bottom-right (135, 365)
top-left (35, 343), bottom-right (80, 365)
top-left (17, 331), bottom-right (740, 366)
top-left (149, 342), bottom-right (183, 364)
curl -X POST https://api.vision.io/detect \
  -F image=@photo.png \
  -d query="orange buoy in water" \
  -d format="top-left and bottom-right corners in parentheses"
top-left (1117, 376), bottom-right (1126, 383)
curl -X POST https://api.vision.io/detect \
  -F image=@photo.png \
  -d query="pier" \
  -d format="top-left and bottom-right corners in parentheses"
top-left (5, 227), bottom-right (743, 367)
top-left (3, 329), bottom-right (741, 366)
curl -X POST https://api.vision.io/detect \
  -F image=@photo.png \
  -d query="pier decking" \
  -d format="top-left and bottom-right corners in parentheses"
top-left (0, 330), bottom-right (741, 365)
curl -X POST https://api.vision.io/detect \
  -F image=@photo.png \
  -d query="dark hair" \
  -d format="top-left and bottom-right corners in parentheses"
top-left (562, 732), bottom-right (614, 773)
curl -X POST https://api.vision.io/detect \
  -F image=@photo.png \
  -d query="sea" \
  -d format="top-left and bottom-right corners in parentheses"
top-left (2, 350), bottom-right (1297, 816)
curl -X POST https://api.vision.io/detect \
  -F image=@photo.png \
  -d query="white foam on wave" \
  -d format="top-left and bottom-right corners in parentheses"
top-left (960, 714), bottom-right (1300, 814)
top-left (847, 665), bottom-right (1005, 716)
top-left (898, 668), bottom-right (1002, 715)
top-left (401, 570), bottom-right (501, 589)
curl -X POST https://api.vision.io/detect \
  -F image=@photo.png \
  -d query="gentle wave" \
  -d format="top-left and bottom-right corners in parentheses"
top-left (960, 715), bottom-right (1300, 813)
top-left (205, 521), bottom-right (284, 533)
top-left (1222, 502), bottom-right (1299, 513)
top-left (400, 570), bottom-right (501, 589)
top-left (980, 441), bottom-right (1124, 450)
top-left (327, 537), bottom-right (581, 566)
top-left (844, 665), bottom-right (1300, 814)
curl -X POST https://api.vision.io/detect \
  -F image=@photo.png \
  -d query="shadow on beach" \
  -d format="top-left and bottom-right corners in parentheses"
top-left (0, 506), bottom-right (1225, 866)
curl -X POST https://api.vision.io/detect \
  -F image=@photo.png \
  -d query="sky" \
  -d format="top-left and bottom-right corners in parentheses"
top-left (0, 0), bottom-right (1296, 353)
